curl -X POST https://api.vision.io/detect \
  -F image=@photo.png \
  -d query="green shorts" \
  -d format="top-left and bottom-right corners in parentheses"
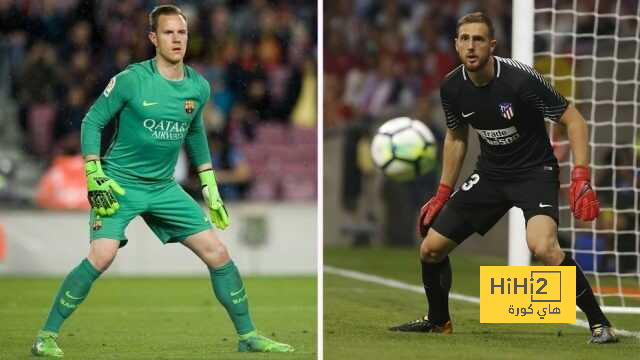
top-left (89, 179), bottom-right (212, 247)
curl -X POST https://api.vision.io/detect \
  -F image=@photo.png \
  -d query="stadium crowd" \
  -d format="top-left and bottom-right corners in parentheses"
top-left (0, 0), bottom-right (317, 203)
top-left (324, 0), bottom-right (511, 129)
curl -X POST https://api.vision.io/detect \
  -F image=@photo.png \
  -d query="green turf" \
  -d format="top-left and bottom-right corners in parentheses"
top-left (324, 247), bottom-right (640, 360)
top-left (0, 276), bottom-right (316, 359)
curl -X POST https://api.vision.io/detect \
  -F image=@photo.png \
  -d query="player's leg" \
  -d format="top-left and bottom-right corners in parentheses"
top-left (397, 172), bottom-right (509, 331)
top-left (513, 166), bottom-right (617, 344)
top-left (419, 228), bottom-right (457, 326)
top-left (32, 239), bottom-right (119, 357)
top-left (391, 172), bottom-right (509, 333)
top-left (526, 215), bottom-right (616, 343)
top-left (182, 230), bottom-right (294, 352)
top-left (388, 216), bottom-right (465, 333)
top-left (145, 182), bottom-right (293, 352)
top-left (525, 215), bottom-right (564, 266)
top-left (33, 182), bottom-right (138, 357)
top-left (182, 230), bottom-right (253, 335)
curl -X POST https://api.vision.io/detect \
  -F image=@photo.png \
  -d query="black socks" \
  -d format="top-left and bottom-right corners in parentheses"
top-left (421, 256), bottom-right (452, 325)
top-left (560, 255), bottom-right (610, 328)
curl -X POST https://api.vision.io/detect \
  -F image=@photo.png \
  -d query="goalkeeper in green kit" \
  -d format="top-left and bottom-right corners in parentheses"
top-left (31, 5), bottom-right (293, 357)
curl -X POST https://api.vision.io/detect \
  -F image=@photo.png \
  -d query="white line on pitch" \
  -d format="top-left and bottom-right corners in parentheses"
top-left (324, 265), bottom-right (640, 339)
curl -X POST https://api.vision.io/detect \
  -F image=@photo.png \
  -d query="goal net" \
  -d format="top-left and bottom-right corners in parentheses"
top-left (522, 0), bottom-right (640, 313)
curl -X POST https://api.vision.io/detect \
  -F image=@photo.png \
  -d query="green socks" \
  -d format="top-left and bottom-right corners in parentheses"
top-left (41, 259), bottom-right (254, 337)
top-left (209, 261), bottom-right (256, 336)
top-left (42, 258), bottom-right (101, 333)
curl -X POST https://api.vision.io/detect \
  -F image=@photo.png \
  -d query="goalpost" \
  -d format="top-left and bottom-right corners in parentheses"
top-left (511, 0), bottom-right (640, 314)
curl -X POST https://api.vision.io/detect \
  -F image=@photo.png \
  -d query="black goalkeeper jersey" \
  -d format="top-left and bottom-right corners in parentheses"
top-left (440, 56), bottom-right (569, 179)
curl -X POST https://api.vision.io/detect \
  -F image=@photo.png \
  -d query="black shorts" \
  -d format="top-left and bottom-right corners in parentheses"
top-left (431, 167), bottom-right (559, 244)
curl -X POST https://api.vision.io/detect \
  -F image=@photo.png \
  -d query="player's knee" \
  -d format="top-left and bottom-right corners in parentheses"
top-left (87, 251), bottom-right (116, 272)
top-left (87, 240), bottom-right (119, 272)
top-left (420, 244), bottom-right (446, 264)
top-left (528, 237), bottom-right (562, 265)
top-left (202, 241), bottom-right (231, 267)
top-left (420, 232), bottom-right (451, 263)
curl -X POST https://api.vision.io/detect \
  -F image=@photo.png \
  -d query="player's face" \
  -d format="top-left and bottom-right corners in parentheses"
top-left (455, 22), bottom-right (496, 72)
top-left (149, 14), bottom-right (188, 64)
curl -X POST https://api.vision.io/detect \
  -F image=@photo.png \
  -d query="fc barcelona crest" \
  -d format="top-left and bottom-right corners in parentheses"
top-left (184, 99), bottom-right (195, 114)
top-left (499, 102), bottom-right (514, 120)
top-left (92, 217), bottom-right (102, 231)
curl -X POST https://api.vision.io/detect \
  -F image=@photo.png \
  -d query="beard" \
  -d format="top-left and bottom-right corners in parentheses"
top-left (464, 53), bottom-right (490, 72)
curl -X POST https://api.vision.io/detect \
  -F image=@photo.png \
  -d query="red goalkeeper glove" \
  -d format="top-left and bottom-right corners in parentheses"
top-left (417, 183), bottom-right (453, 237)
top-left (568, 166), bottom-right (600, 221)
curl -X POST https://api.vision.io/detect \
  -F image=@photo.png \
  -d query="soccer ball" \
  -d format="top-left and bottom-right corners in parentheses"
top-left (370, 117), bottom-right (437, 181)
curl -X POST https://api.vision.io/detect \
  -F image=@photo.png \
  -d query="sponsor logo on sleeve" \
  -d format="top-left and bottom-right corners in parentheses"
top-left (103, 77), bottom-right (116, 97)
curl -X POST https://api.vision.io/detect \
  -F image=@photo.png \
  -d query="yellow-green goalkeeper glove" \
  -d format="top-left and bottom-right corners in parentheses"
top-left (199, 169), bottom-right (230, 230)
top-left (85, 160), bottom-right (125, 216)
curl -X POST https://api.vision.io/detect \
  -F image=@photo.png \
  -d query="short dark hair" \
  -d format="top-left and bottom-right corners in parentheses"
top-left (149, 5), bottom-right (186, 32)
top-left (456, 12), bottom-right (495, 39)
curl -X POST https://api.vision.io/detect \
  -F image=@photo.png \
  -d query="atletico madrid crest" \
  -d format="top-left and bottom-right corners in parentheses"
top-left (184, 100), bottom-right (195, 114)
top-left (499, 102), bottom-right (514, 120)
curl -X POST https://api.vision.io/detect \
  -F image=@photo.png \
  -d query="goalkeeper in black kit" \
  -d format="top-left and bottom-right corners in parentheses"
top-left (389, 12), bottom-right (617, 344)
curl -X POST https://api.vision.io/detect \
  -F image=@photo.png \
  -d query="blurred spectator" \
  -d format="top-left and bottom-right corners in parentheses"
top-left (36, 153), bottom-right (89, 210)
top-left (60, 20), bottom-right (93, 59)
top-left (206, 129), bottom-right (252, 201)
top-left (596, 148), bottom-right (637, 210)
top-left (17, 41), bottom-right (60, 128)
top-left (53, 85), bottom-right (88, 156)
top-left (291, 56), bottom-right (317, 128)
top-left (573, 208), bottom-right (635, 273)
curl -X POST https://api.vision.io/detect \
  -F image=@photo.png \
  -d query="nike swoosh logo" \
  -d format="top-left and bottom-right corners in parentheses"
top-left (143, 101), bottom-right (158, 107)
top-left (461, 112), bottom-right (475, 118)
top-left (539, 203), bottom-right (553, 208)
top-left (65, 290), bottom-right (85, 300)
top-left (230, 286), bottom-right (245, 297)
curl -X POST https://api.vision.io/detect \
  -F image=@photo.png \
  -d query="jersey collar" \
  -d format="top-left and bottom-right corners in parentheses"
top-left (462, 56), bottom-right (501, 84)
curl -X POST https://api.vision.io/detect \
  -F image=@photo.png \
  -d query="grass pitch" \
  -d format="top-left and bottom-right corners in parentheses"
top-left (324, 247), bottom-right (640, 360)
top-left (0, 276), bottom-right (316, 359)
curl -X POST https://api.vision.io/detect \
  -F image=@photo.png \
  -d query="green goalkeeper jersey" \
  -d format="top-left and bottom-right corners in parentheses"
top-left (81, 58), bottom-right (211, 183)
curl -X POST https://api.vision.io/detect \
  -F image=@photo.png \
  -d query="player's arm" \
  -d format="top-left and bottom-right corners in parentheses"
top-left (559, 105), bottom-right (588, 166)
top-left (80, 71), bottom-right (135, 216)
top-left (186, 80), bottom-right (229, 230)
top-left (439, 125), bottom-right (468, 188)
top-left (417, 88), bottom-right (468, 237)
top-left (559, 104), bottom-right (599, 221)
top-left (519, 65), bottom-right (598, 221)
top-left (81, 70), bottom-right (135, 159)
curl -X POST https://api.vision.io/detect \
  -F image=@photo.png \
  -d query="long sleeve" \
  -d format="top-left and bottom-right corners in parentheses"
top-left (184, 79), bottom-right (212, 167)
top-left (80, 69), bottom-right (136, 156)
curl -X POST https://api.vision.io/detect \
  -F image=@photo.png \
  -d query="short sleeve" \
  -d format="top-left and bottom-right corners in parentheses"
top-left (440, 86), bottom-right (463, 129)
top-left (518, 65), bottom-right (568, 122)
